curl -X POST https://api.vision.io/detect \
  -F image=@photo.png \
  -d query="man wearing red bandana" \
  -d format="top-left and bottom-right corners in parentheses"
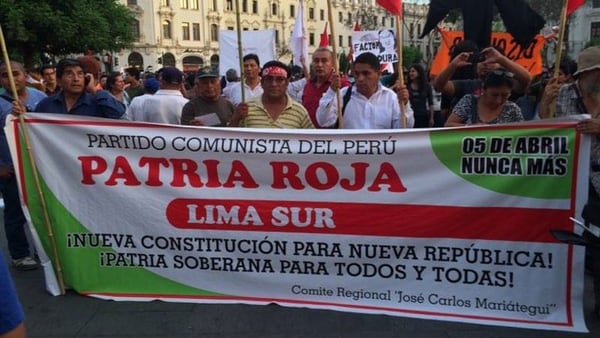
top-left (229, 60), bottom-right (313, 129)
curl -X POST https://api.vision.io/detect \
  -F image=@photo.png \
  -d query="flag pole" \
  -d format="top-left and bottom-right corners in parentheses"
top-left (326, 0), bottom-right (343, 129)
top-left (549, 0), bottom-right (569, 118)
top-left (234, 0), bottom-right (245, 104)
top-left (395, 15), bottom-right (407, 128)
top-left (0, 24), bottom-right (66, 294)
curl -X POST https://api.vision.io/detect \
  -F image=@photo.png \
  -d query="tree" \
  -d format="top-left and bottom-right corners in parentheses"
top-left (402, 46), bottom-right (423, 65)
top-left (338, 51), bottom-right (350, 74)
top-left (525, 0), bottom-right (563, 23)
top-left (0, 0), bottom-right (135, 68)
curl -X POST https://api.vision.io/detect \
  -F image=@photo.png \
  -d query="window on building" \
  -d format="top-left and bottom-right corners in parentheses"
top-left (160, 0), bottom-right (169, 6)
top-left (242, 0), bottom-right (248, 12)
top-left (320, 9), bottom-right (324, 20)
top-left (252, 0), bottom-right (258, 13)
top-left (339, 35), bottom-right (343, 47)
top-left (373, 16), bottom-right (378, 26)
top-left (272, 3), bottom-right (278, 16)
top-left (309, 33), bottom-right (315, 46)
top-left (131, 20), bottom-right (140, 41)
top-left (390, 19), bottom-right (394, 28)
top-left (127, 0), bottom-right (137, 5)
top-left (192, 23), bottom-right (200, 40)
top-left (228, 26), bottom-right (234, 30)
top-left (290, 4), bottom-right (295, 17)
top-left (275, 30), bottom-right (280, 44)
top-left (382, 17), bottom-right (386, 26)
top-left (309, 7), bottom-right (314, 19)
top-left (180, 0), bottom-right (188, 9)
top-left (347, 36), bottom-right (352, 47)
top-left (338, 12), bottom-right (342, 22)
top-left (182, 22), bottom-right (190, 40)
top-left (191, 0), bottom-right (199, 10)
top-left (592, 22), bottom-right (600, 38)
top-left (226, 0), bottom-right (233, 11)
top-left (594, 0), bottom-right (600, 8)
top-left (162, 20), bottom-right (172, 39)
top-left (347, 13), bottom-right (352, 23)
top-left (211, 24), bottom-right (218, 41)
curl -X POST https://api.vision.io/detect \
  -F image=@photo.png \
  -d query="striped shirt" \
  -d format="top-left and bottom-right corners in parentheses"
top-left (241, 94), bottom-right (314, 129)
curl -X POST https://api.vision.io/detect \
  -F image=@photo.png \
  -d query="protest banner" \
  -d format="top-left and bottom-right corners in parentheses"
top-left (5, 114), bottom-right (590, 332)
top-left (351, 30), bottom-right (398, 73)
top-left (429, 31), bottom-right (546, 77)
top-left (218, 29), bottom-right (276, 76)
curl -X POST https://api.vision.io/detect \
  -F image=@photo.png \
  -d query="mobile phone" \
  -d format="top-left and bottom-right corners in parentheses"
top-left (468, 52), bottom-right (485, 64)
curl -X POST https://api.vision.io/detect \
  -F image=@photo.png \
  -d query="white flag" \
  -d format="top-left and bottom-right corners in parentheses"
top-left (290, 0), bottom-right (309, 67)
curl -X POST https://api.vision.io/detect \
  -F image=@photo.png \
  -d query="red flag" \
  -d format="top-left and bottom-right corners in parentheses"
top-left (567, 0), bottom-right (585, 15)
top-left (353, 21), bottom-right (361, 32)
top-left (376, 0), bottom-right (402, 17)
top-left (319, 22), bottom-right (329, 47)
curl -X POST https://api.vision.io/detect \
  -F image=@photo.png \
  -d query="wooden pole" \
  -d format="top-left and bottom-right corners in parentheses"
top-left (234, 0), bottom-right (245, 104)
top-left (0, 24), bottom-right (65, 294)
top-left (395, 15), bottom-right (407, 128)
top-left (326, 0), bottom-right (343, 129)
top-left (550, 0), bottom-right (569, 118)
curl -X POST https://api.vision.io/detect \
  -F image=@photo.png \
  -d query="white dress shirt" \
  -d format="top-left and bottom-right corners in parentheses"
top-left (224, 81), bottom-right (263, 106)
top-left (316, 84), bottom-right (414, 129)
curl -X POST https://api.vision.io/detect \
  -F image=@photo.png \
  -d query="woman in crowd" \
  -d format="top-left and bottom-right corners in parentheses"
top-left (406, 63), bottom-right (434, 128)
top-left (105, 71), bottom-right (129, 108)
top-left (445, 69), bottom-right (523, 126)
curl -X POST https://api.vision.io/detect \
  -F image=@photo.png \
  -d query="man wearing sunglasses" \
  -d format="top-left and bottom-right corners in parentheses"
top-left (433, 45), bottom-right (532, 106)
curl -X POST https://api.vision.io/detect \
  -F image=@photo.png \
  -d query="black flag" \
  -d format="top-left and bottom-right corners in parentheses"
top-left (420, 0), bottom-right (545, 50)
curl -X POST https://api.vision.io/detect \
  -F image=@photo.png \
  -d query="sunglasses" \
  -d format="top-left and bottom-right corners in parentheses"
top-left (488, 69), bottom-right (515, 79)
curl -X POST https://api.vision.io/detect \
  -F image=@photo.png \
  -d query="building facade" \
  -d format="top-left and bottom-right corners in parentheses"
top-left (115, 0), bottom-right (437, 72)
top-left (568, 0), bottom-right (600, 58)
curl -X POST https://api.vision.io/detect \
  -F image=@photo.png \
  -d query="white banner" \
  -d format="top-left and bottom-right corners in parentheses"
top-left (5, 113), bottom-right (591, 332)
top-left (219, 30), bottom-right (276, 76)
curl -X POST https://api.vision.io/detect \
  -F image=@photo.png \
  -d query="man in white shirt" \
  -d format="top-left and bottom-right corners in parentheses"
top-left (127, 78), bottom-right (159, 121)
top-left (316, 52), bottom-right (414, 129)
top-left (142, 67), bottom-right (189, 124)
top-left (223, 54), bottom-right (263, 106)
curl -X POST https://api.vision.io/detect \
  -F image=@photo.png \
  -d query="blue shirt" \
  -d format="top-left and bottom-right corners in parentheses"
top-left (35, 90), bottom-right (126, 119)
top-left (0, 251), bottom-right (25, 334)
top-left (0, 88), bottom-right (47, 167)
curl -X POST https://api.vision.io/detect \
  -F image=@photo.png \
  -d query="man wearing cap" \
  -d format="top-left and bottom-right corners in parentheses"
top-left (181, 66), bottom-right (234, 126)
top-left (229, 60), bottom-right (313, 129)
top-left (542, 46), bottom-right (600, 318)
top-left (127, 78), bottom-right (159, 121)
top-left (141, 66), bottom-right (189, 124)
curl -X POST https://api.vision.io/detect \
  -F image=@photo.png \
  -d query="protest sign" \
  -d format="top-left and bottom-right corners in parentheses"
top-left (351, 30), bottom-right (398, 73)
top-left (430, 31), bottom-right (546, 77)
top-left (218, 29), bottom-right (276, 76)
top-left (5, 114), bottom-right (590, 332)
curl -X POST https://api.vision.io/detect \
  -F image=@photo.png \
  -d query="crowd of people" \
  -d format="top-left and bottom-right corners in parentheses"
top-left (0, 42), bottom-right (599, 335)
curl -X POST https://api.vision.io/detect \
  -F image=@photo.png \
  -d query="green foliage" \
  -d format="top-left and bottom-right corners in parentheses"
top-left (402, 46), bottom-right (423, 65)
top-left (338, 51), bottom-right (350, 74)
top-left (585, 36), bottom-right (600, 48)
top-left (0, 0), bottom-right (135, 67)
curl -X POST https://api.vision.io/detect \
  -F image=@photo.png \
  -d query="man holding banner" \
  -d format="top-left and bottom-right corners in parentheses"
top-left (316, 52), bottom-right (413, 129)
